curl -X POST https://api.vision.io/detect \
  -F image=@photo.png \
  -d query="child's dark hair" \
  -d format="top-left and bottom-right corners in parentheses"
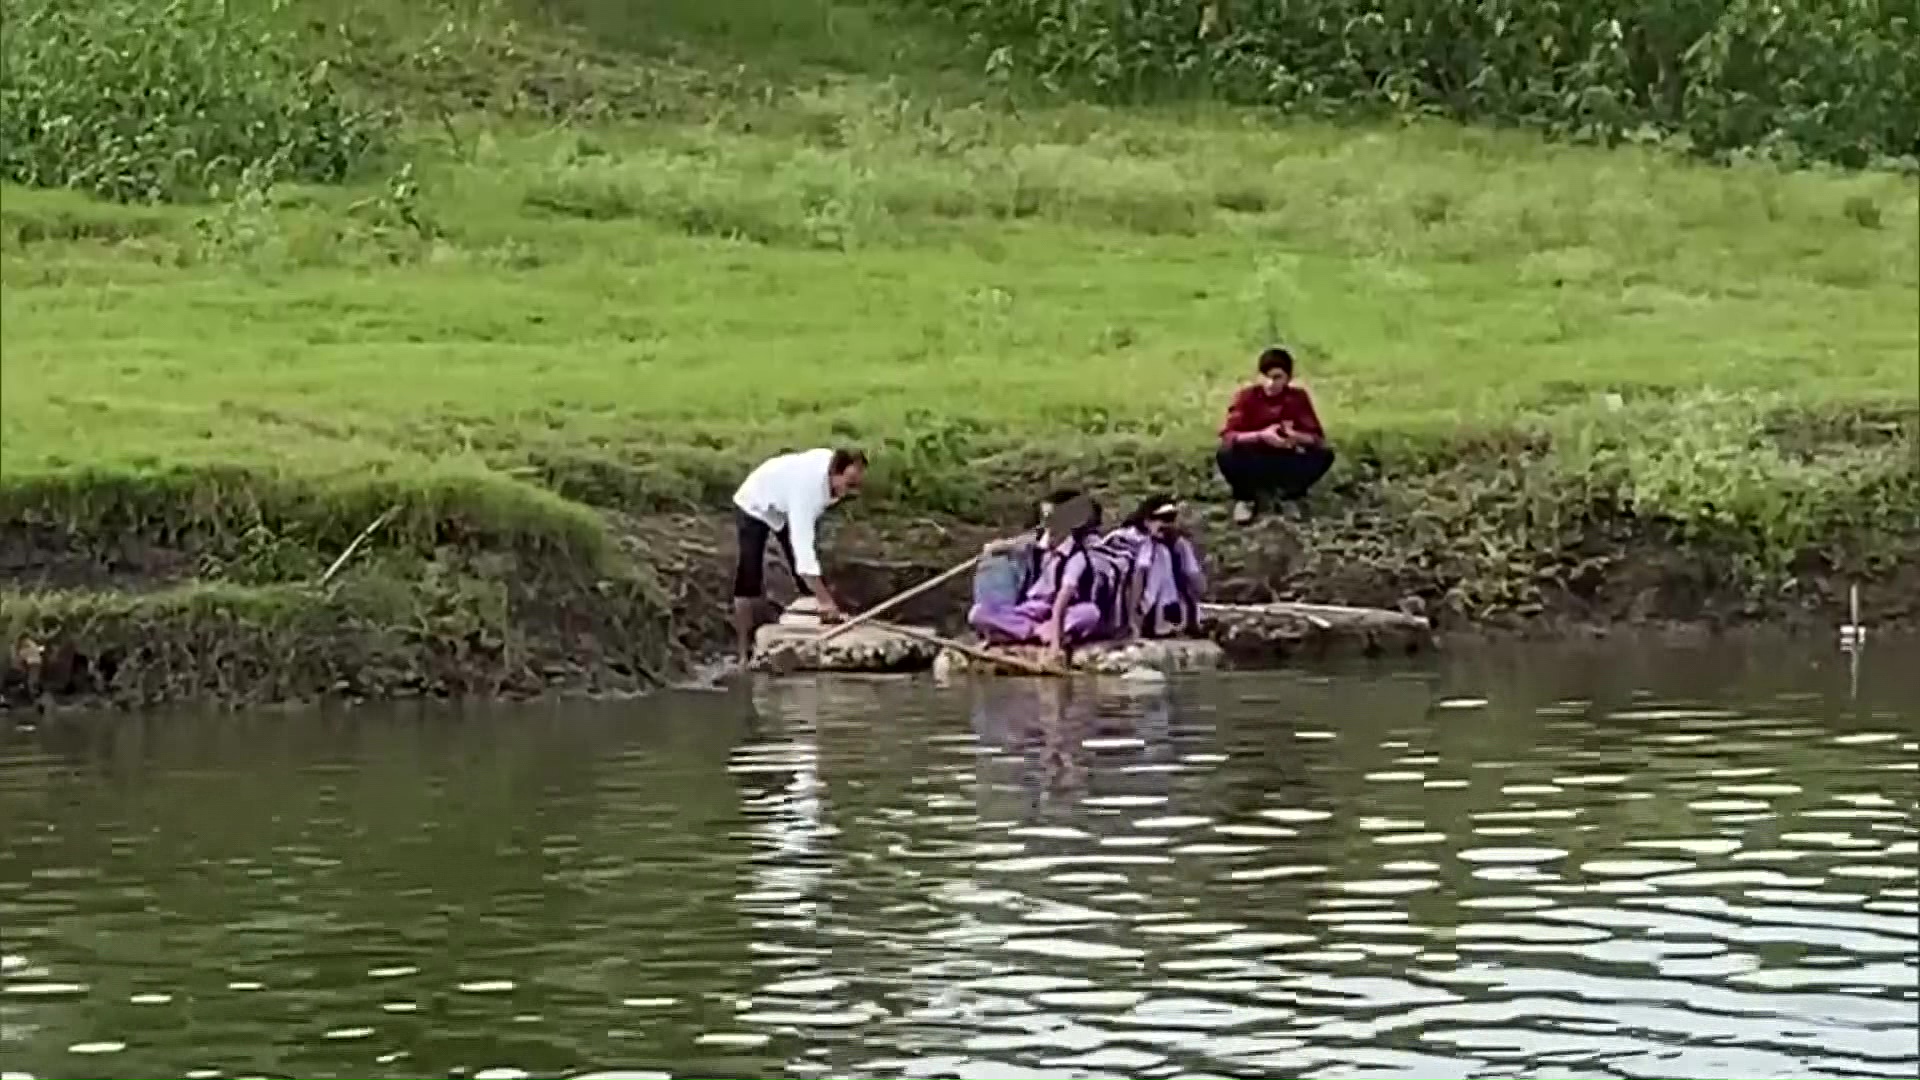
top-left (1030, 488), bottom-right (1083, 528)
top-left (830, 447), bottom-right (868, 473)
top-left (1124, 492), bottom-right (1177, 530)
top-left (1257, 347), bottom-right (1294, 377)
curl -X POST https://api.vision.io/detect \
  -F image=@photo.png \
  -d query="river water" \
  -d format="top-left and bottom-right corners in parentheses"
top-left (2, 637), bottom-right (1916, 1079)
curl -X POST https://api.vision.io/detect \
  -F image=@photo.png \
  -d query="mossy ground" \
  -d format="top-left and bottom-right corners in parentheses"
top-left (1, 0), bottom-right (1915, 706)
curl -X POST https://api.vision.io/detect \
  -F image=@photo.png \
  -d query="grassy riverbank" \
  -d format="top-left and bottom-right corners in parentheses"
top-left (2, 0), bottom-right (1916, 705)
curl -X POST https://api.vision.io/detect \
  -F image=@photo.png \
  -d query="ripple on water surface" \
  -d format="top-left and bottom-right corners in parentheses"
top-left (1, 641), bottom-right (1916, 1078)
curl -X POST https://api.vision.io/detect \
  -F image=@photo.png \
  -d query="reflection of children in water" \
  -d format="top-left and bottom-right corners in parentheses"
top-left (968, 679), bottom-right (1178, 814)
top-left (969, 679), bottom-right (1084, 809)
top-left (1031, 680), bottom-right (1087, 798)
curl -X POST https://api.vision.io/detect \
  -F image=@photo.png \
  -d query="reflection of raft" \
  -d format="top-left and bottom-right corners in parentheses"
top-left (749, 598), bottom-right (1432, 675)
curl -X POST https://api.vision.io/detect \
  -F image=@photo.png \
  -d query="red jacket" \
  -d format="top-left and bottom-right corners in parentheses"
top-left (1219, 384), bottom-right (1324, 447)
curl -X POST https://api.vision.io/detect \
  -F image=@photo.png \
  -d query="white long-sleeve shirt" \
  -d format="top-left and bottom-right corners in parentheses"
top-left (732, 447), bottom-right (836, 578)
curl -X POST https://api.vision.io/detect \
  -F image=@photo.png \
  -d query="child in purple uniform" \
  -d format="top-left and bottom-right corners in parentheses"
top-left (1108, 494), bottom-right (1206, 638)
top-left (969, 492), bottom-right (1111, 660)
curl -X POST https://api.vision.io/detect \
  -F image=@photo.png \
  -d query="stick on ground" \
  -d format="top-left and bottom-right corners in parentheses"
top-left (318, 505), bottom-right (400, 588)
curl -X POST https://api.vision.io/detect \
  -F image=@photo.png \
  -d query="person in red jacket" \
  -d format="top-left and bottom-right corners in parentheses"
top-left (1215, 346), bottom-right (1334, 524)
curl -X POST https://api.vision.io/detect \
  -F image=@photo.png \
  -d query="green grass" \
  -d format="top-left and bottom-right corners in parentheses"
top-left (3, 89), bottom-right (1915, 513)
top-left (1, 0), bottom-right (1915, 541)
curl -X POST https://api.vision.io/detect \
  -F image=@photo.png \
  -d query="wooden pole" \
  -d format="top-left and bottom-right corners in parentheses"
top-left (802, 491), bottom-right (1093, 651)
top-left (873, 620), bottom-right (1064, 677)
top-left (806, 553), bottom-right (981, 648)
top-left (764, 493), bottom-right (1095, 672)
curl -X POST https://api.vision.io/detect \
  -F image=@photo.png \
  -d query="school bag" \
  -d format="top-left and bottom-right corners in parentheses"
top-left (971, 540), bottom-right (1035, 610)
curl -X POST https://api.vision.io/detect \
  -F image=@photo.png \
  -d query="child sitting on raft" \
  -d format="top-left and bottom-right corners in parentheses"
top-left (1106, 494), bottom-right (1207, 639)
top-left (972, 489), bottom-right (1078, 595)
top-left (968, 491), bottom-right (1118, 660)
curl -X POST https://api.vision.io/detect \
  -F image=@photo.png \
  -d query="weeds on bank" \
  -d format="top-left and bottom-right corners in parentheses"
top-left (2, 573), bottom-right (529, 703)
top-left (1543, 393), bottom-right (1919, 581)
top-left (0, 461), bottom-right (615, 574)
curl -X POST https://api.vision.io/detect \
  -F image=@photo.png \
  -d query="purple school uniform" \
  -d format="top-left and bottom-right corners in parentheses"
top-left (1113, 527), bottom-right (1206, 636)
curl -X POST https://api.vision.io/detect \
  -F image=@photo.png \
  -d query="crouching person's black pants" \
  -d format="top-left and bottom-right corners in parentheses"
top-left (1215, 443), bottom-right (1335, 503)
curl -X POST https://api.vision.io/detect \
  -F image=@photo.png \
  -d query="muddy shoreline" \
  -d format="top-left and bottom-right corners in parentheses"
top-left (4, 494), bottom-right (1914, 711)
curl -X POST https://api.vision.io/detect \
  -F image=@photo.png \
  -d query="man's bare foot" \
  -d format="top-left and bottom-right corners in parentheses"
top-left (1231, 501), bottom-right (1256, 525)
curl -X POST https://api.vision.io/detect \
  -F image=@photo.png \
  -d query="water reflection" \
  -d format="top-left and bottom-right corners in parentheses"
top-left (1, 638), bottom-right (1916, 1078)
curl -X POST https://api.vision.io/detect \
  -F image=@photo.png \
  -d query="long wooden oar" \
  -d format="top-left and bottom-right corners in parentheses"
top-left (805, 553), bottom-right (982, 649)
top-left (873, 620), bottom-right (1065, 677)
top-left (759, 553), bottom-right (980, 676)
top-left (766, 494), bottom-right (1096, 671)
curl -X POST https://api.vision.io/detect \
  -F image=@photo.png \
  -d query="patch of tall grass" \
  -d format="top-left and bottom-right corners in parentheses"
top-left (0, 0), bottom-right (389, 201)
top-left (917, 0), bottom-right (1920, 167)
top-left (502, 94), bottom-right (1918, 260)
top-left (0, 0), bottom-right (963, 203)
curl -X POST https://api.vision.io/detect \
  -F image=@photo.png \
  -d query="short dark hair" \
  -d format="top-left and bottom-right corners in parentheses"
top-left (829, 447), bottom-right (868, 473)
top-left (1042, 488), bottom-right (1083, 506)
top-left (1257, 347), bottom-right (1294, 377)
top-left (1125, 492), bottom-right (1178, 529)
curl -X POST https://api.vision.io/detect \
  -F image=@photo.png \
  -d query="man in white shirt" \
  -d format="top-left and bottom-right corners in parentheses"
top-left (731, 446), bottom-right (869, 661)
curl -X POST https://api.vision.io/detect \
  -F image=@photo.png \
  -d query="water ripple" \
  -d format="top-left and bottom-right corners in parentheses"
top-left (2, 645), bottom-right (1916, 1078)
